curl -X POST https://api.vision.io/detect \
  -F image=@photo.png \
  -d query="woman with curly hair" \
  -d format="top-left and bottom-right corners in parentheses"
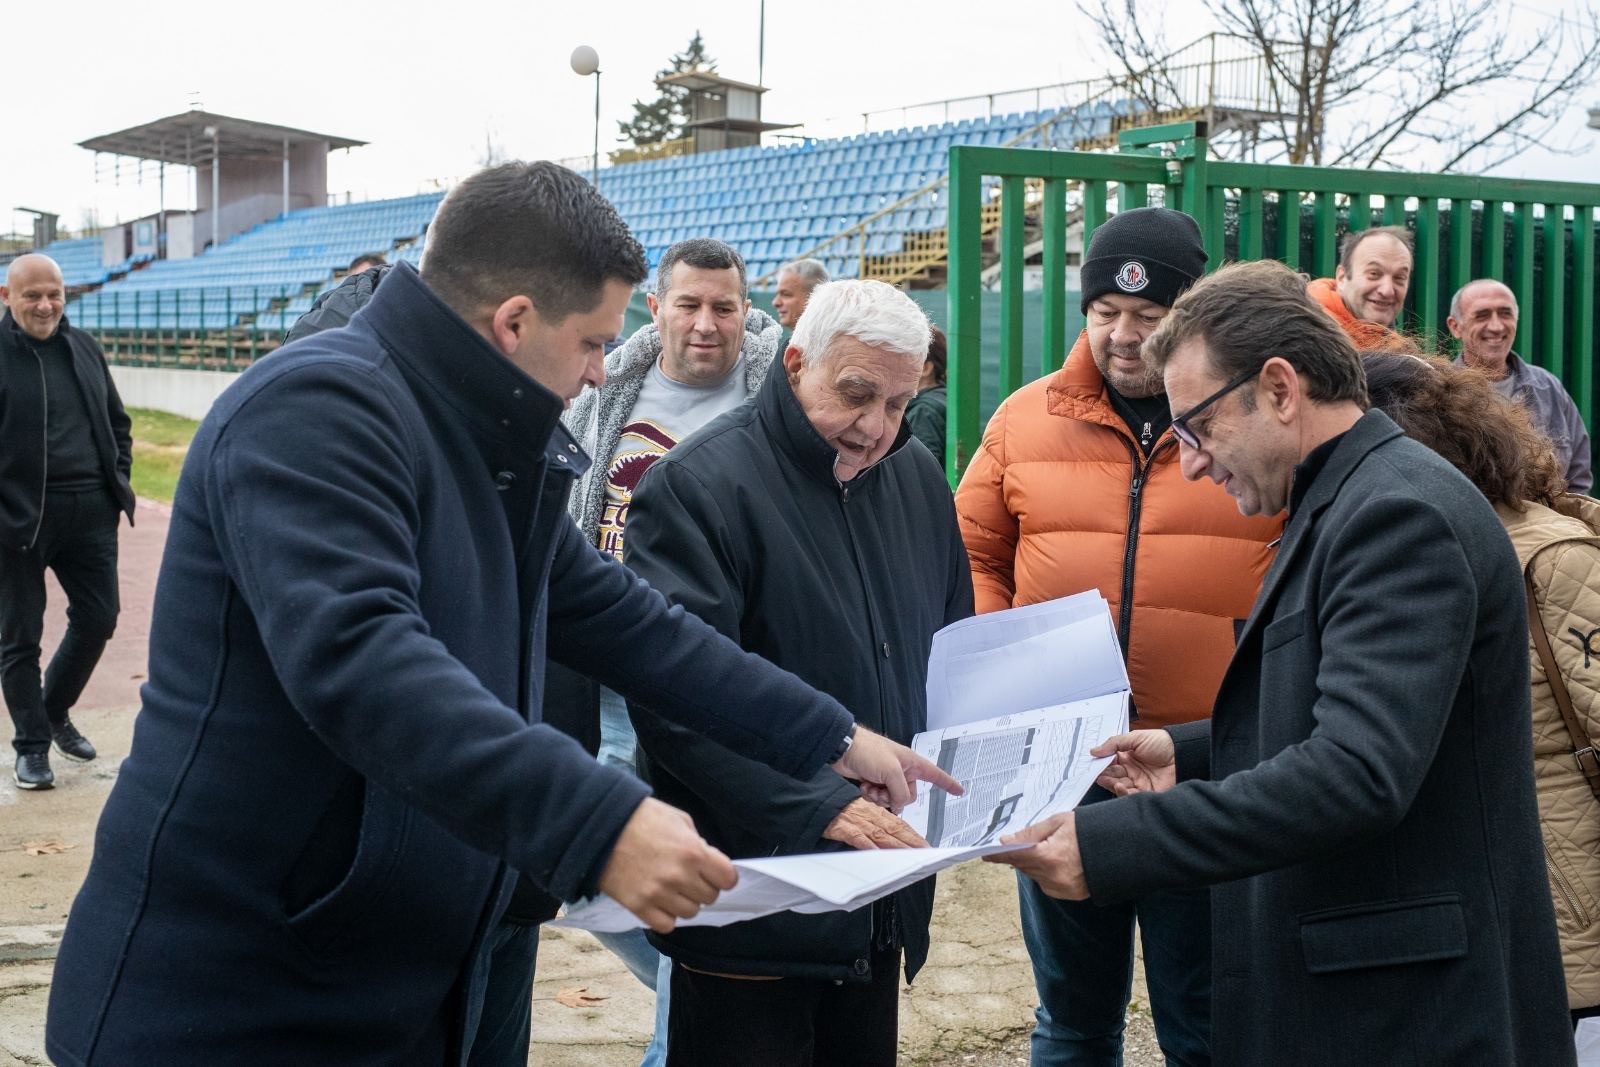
top-left (1363, 351), bottom-right (1600, 1027)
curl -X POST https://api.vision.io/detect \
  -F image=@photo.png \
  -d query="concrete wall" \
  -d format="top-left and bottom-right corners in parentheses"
top-left (109, 365), bottom-right (240, 421)
top-left (194, 140), bottom-right (331, 248)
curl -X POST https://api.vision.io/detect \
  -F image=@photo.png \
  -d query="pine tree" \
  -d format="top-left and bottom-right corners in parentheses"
top-left (617, 32), bottom-right (714, 148)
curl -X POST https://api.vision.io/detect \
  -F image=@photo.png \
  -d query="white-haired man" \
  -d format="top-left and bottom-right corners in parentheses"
top-left (771, 258), bottom-right (829, 331)
top-left (1449, 278), bottom-right (1592, 494)
top-left (624, 280), bottom-right (974, 1065)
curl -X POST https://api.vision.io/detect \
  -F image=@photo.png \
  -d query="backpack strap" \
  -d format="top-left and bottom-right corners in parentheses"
top-left (1526, 568), bottom-right (1600, 799)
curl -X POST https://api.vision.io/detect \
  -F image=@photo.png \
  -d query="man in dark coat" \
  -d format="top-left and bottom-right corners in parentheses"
top-left (0, 253), bottom-right (135, 790)
top-left (996, 259), bottom-right (1574, 1064)
top-left (46, 163), bottom-right (953, 1067)
top-left (625, 279), bottom-right (974, 1066)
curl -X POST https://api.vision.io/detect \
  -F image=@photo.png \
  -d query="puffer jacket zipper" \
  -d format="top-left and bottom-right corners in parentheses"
top-left (1113, 428), bottom-right (1176, 682)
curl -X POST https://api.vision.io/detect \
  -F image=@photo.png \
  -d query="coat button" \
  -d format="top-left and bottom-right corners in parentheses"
top-left (512, 388), bottom-right (524, 399)
top-left (852, 958), bottom-right (870, 977)
top-left (495, 471), bottom-right (516, 489)
top-left (567, 443), bottom-right (579, 454)
top-left (881, 641), bottom-right (890, 658)
top-left (555, 454), bottom-right (568, 464)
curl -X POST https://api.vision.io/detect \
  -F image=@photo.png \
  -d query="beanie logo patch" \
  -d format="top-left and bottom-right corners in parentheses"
top-left (1115, 261), bottom-right (1149, 293)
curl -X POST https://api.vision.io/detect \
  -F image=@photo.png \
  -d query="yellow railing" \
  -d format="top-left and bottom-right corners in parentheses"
top-left (609, 137), bottom-right (693, 166)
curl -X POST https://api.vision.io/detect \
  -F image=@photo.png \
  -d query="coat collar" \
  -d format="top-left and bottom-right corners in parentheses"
top-left (757, 357), bottom-right (912, 492)
top-left (356, 261), bottom-right (567, 464)
top-left (1240, 408), bottom-right (1403, 643)
top-left (2, 308), bottom-right (70, 346)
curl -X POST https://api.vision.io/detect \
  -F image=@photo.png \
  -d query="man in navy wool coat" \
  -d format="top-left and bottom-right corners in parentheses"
top-left (45, 161), bottom-right (956, 1067)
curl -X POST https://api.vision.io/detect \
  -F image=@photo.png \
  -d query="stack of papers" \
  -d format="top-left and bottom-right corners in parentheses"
top-left (549, 842), bottom-right (1025, 934)
top-left (552, 591), bottom-right (1129, 933)
top-left (904, 590), bottom-right (1131, 847)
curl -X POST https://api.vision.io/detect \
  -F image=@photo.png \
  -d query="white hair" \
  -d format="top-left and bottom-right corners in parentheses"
top-left (789, 280), bottom-right (930, 367)
top-left (778, 258), bottom-right (830, 289)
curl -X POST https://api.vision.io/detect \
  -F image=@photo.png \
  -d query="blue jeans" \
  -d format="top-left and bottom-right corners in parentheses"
top-left (592, 927), bottom-right (668, 1067)
top-left (464, 921), bottom-right (540, 1067)
top-left (594, 686), bottom-right (668, 1067)
top-left (1018, 798), bottom-right (1211, 1066)
top-left (597, 685), bottom-right (638, 773)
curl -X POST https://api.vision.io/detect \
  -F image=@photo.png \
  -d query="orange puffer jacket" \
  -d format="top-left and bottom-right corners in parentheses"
top-left (1306, 277), bottom-right (1411, 351)
top-left (954, 332), bottom-right (1284, 727)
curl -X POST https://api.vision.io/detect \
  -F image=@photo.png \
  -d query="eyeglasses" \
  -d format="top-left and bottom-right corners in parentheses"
top-left (1170, 368), bottom-right (1260, 449)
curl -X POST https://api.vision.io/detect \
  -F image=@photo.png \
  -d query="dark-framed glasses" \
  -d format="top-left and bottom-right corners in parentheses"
top-left (1170, 368), bottom-right (1260, 449)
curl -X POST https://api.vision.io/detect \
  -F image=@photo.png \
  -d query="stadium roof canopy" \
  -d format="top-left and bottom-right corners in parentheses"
top-left (77, 110), bottom-right (365, 164)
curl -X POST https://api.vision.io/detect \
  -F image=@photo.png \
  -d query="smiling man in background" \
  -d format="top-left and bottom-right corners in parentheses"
top-left (1305, 225), bottom-right (1412, 349)
top-left (1449, 277), bottom-right (1591, 494)
top-left (0, 253), bottom-right (134, 791)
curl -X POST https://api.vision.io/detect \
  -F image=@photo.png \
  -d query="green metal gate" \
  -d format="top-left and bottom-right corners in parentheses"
top-left (945, 121), bottom-right (1600, 487)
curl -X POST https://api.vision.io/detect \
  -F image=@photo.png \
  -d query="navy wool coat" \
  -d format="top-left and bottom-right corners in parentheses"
top-left (46, 262), bottom-right (852, 1066)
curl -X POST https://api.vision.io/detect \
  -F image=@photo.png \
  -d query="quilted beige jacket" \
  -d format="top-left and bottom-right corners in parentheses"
top-left (1503, 494), bottom-right (1600, 1009)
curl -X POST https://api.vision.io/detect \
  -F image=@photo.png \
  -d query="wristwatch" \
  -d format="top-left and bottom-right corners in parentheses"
top-left (829, 723), bottom-right (858, 764)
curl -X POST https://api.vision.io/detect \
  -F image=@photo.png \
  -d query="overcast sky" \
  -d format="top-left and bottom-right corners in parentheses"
top-left (11, 0), bottom-right (1600, 238)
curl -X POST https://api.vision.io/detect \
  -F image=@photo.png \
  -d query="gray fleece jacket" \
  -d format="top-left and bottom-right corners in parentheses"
top-left (564, 307), bottom-right (782, 544)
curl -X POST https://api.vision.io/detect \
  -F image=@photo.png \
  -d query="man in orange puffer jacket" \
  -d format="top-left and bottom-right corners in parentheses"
top-left (955, 208), bottom-right (1283, 1067)
top-left (1305, 225), bottom-right (1413, 351)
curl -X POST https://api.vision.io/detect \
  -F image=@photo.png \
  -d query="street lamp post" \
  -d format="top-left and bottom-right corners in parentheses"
top-left (571, 46), bottom-right (601, 186)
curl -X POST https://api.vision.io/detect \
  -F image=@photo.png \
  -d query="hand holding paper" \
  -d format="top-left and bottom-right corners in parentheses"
top-left (987, 811), bottom-right (1089, 900)
top-left (597, 797), bottom-right (738, 933)
top-left (1093, 729), bottom-right (1178, 796)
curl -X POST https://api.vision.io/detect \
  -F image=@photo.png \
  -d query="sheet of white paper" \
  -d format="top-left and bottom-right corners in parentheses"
top-left (924, 592), bottom-right (1128, 731)
top-left (547, 842), bottom-right (1028, 933)
top-left (901, 693), bottom-right (1129, 847)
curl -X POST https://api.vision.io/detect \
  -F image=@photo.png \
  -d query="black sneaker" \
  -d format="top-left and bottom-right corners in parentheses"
top-left (14, 751), bottom-right (54, 790)
top-left (52, 721), bottom-right (97, 763)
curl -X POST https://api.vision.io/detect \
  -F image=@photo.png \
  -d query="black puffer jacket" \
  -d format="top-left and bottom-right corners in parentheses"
top-left (283, 265), bottom-right (391, 345)
top-left (0, 311), bottom-right (134, 550)
top-left (625, 366), bottom-right (974, 984)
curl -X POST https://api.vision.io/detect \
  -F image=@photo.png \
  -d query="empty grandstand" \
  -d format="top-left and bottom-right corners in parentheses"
top-left (31, 236), bottom-right (150, 290)
top-left (60, 106), bottom-right (1093, 363)
top-left (51, 34), bottom-right (1290, 369)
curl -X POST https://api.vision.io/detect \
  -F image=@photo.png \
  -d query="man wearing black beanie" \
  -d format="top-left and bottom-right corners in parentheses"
top-left (955, 207), bottom-right (1284, 1066)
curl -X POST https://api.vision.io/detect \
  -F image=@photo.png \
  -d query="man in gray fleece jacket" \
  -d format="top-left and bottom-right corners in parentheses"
top-left (556, 236), bottom-right (779, 1067)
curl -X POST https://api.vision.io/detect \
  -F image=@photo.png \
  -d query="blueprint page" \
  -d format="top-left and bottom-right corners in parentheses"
top-left (900, 693), bottom-right (1129, 847)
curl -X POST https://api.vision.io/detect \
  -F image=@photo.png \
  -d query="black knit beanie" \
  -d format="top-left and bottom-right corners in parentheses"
top-left (1079, 207), bottom-right (1208, 314)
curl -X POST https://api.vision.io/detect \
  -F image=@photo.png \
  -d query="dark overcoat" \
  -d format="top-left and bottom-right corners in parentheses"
top-left (0, 310), bottom-right (135, 549)
top-left (45, 263), bottom-right (852, 1066)
top-left (1076, 410), bottom-right (1574, 1064)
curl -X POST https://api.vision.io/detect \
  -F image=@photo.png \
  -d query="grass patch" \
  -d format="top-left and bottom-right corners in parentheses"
top-left (128, 407), bottom-right (199, 505)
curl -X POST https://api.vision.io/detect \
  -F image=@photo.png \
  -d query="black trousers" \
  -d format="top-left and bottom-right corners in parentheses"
top-left (0, 487), bottom-right (121, 754)
top-left (666, 948), bottom-right (901, 1067)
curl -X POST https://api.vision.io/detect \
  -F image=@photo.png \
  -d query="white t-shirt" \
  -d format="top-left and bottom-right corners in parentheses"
top-left (596, 356), bottom-right (747, 560)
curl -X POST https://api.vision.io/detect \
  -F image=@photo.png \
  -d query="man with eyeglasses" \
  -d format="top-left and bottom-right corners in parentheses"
top-left (955, 208), bottom-right (1283, 1067)
top-left (996, 258), bottom-right (1572, 1064)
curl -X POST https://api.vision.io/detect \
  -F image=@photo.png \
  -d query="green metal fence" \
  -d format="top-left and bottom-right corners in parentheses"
top-left (68, 286), bottom-right (301, 371)
top-left (946, 122), bottom-right (1600, 487)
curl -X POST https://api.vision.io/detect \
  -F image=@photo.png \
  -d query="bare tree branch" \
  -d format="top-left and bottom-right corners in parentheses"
top-left (1077, 0), bottom-right (1600, 172)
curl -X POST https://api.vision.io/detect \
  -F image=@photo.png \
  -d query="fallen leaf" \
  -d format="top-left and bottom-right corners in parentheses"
top-left (22, 841), bottom-right (74, 856)
top-left (554, 986), bottom-right (609, 1009)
